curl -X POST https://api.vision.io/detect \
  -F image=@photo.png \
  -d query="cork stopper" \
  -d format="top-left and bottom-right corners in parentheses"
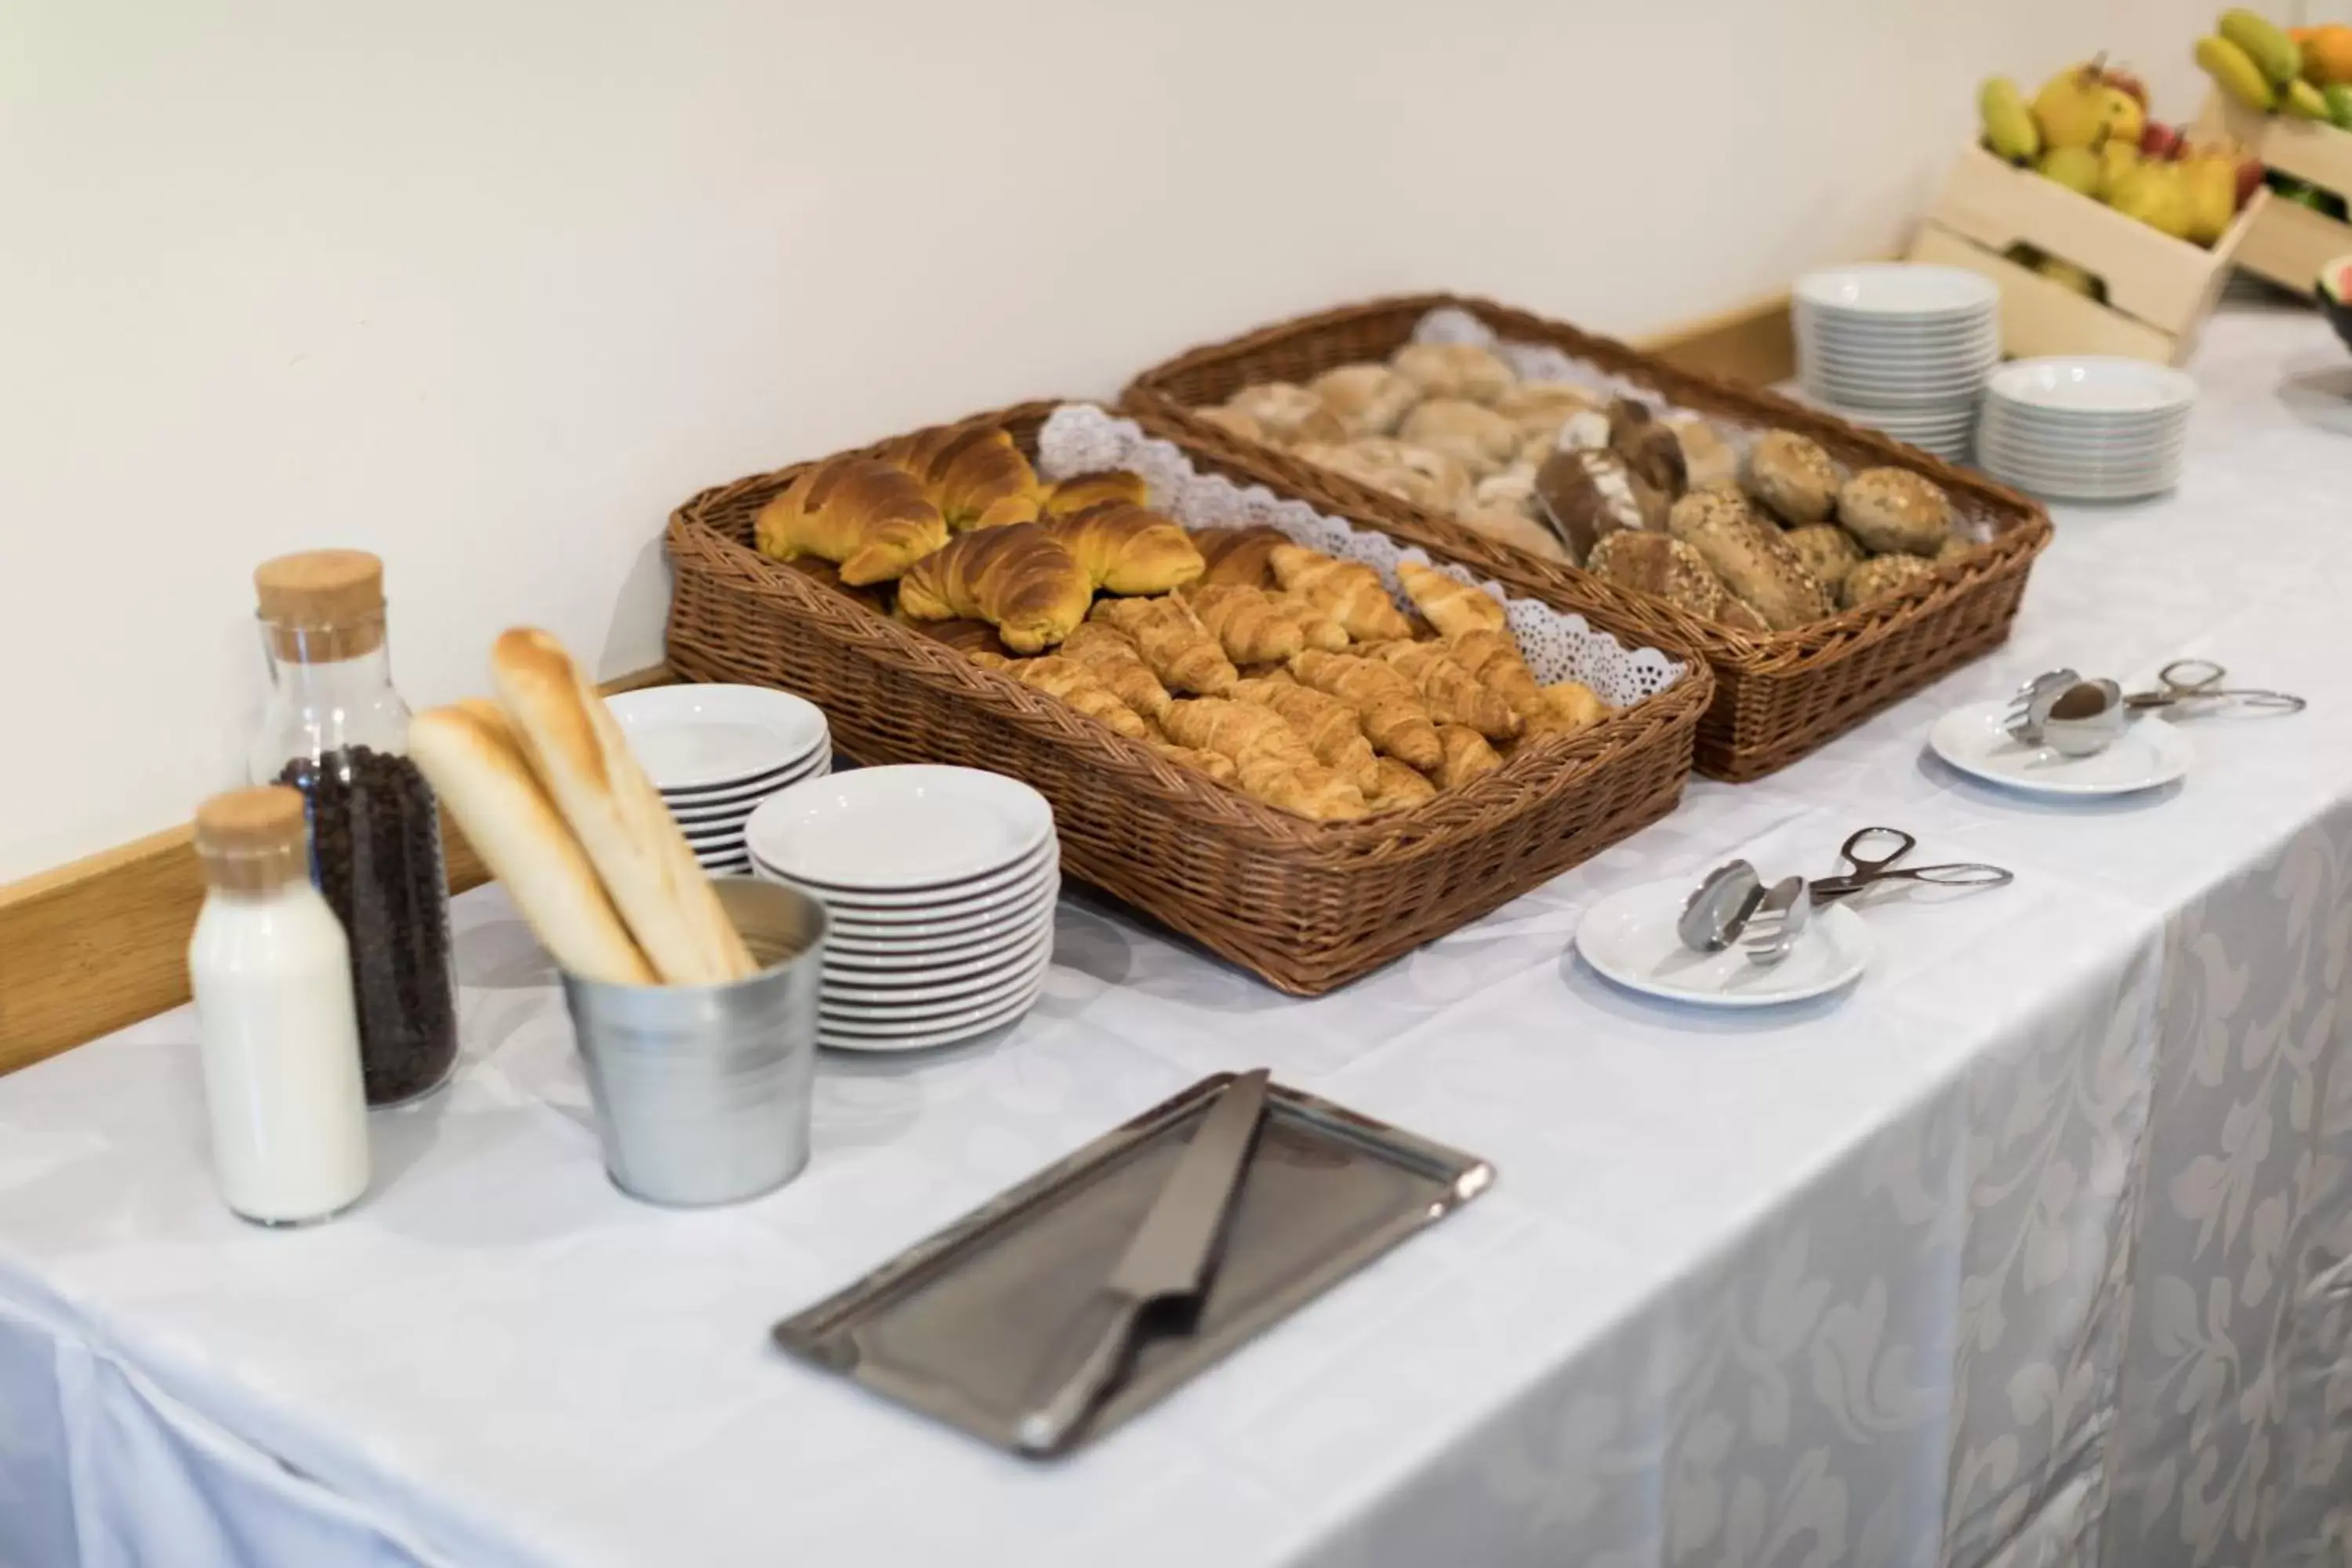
top-left (254, 549), bottom-right (387, 661)
top-left (194, 786), bottom-right (311, 892)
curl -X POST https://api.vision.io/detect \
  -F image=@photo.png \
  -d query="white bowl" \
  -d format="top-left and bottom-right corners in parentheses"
top-left (742, 766), bottom-right (1053, 891)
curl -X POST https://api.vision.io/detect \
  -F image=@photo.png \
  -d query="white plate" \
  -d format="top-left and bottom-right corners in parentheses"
top-left (609, 686), bottom-right (829, 793)
top-left (1976, 447), bottom-right (2184, 485)
top-left (744, 766), bottom-right (1053, 891)
top-left (1987, 357), bottom-right (2195, 416)
top-left (819, 873), bottom-right (1062, 943)
top-left (818, 980), bottom-right (1046, 1053)
top-left (824, 923), bottom-right (1053, 987)
top-left (1976, 431), bottom-right (2187, 465)
top-left (821, 943), bottom-right (1054, 1022)
top-left (1803, 331), bottom-right (2000, 358)
top-left (1819, 405), bottom-right (1980, 433)
top-left (754, 836), bottom-right (1057, 909)
top-left (665, 754), bottom-right (829, 814)
top-left (1795, 265), bottom-right (2000, 318)
top-left (824, 907), bottom-right (1051, 966)
top-left (1574, 878), bottom-right (1873, 1009)
top-left (1977, 416), bottom-right (2187, 448)
top-left (822, 933), bottom-right (1054, 1008)
top-left (1928, 700), bottom-right (2191, 795)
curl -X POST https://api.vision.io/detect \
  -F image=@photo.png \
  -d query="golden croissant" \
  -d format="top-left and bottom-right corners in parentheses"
top-left (1434, 724), bottom-right (1504, 789)
top-left (755, 456), bottom-right (948, 585)
top-left (1046, 501), bottom-right (1205, 595)
top-left (1367, 641), bottom-right (1522, 739)
top-left (1088, 595), bottom-right (1238, 695)
top-left (1057, 622), bottom-right (1174, 720)
top-left (1396, 560), bottom-right (1509, 639)
top-left (1232, 677), bottom-right (1379, 793)
top-left (968, 652), bottom-right (1152, 740)
top-left (878, 424), bottom-right (1047, 532)
top-left (1446, 628), bottom-right (1547, 724)
top-left (897, 523), bottom-right (1092, 653)
top-left (1160, 699), bottom-right (1367, 822)
top-left (1287, 649), bottom-right (1443, 771)
top-left (1044, 470), bottom-right (1149, 519)
top-left (1269, 546), bottom-right (1414, 642)
top-left (1365, 756), bottom-right (1439, 812)
top-left (1191, 526), bottom-right (1290, 590)
top-left (1186, 583), bottom-right (1305, 664)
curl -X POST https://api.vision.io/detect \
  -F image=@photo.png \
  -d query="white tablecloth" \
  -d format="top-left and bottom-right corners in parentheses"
top-left (5, 301), bottom-right (2352, 1568)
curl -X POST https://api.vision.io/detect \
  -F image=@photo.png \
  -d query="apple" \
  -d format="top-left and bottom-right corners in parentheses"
top-left (2141, 121), bottom-right (2185, 160)
top-left (2103, 65), bottom-right (2150, 108)
top-left (2236, 158), bottom-right (2267, 210)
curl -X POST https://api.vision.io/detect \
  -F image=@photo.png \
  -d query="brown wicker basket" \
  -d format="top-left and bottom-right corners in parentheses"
top-left (666, 401), bottom-right (1711, 995)
top-left (1121, 293), bottom-right (2054, 781)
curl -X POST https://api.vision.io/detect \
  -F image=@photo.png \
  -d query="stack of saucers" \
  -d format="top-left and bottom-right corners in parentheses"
top-left (746, 765), bottom-right (1058, 1052)
top-left (608, 685), bottom-right (830, 877)
top-left (1794, 263), bottom-right (2002, 461)
top-left (1976, 356), bottom-right (2195, 503)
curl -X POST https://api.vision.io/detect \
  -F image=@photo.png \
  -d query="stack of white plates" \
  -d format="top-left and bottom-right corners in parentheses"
top-left (1976, 357), bottom-right (2195, 503)
top-left (609, 685), bottom-right (831, 877)
top-left (1795, 264), bottom-right (2002, 462)
top-left (746, 766), bottom-right (1058, 1052)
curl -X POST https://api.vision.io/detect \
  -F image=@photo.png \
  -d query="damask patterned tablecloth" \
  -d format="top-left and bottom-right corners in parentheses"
top-left (4, 302), bottom-right (2351, 1568)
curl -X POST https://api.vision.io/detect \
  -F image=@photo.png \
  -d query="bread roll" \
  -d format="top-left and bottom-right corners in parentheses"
top-left (1783, 524), bottom-right (1865, 595)
top-left (1840, 552), bottom-right (1940, 610)
top-left (1399, 399), bottom-right (1521, 476)
top-left (1747, 430), bottom-right (1841, 525)
top-left (1606, 399), bottom-right (1687, 499)
top-left (408, 700), bottom-right (655, 986)
top-left (1310, 363), bottom-right (1419, 437)
top-left (1533, 448), bottom-right (1657, 564)
top-left (1224, 383), bottom-right (1343, 445)
top-left (1664, 413), bottom-right (1739, 492)
top-left (1457, 503), bottom-right (1570, 564)
top-left (1493, 379), bottom-right (1602, 436)
top-left (1838, 469), bottom-right (1955, 556)
top-left (1666, 491), bottom-right (1833, 630)
top-left (489, 630), bottom-right (756, 985)
top-left (1391, 342), bottom-right (1515, 404)
top-left (1584, 531), bottom-right (1726, 618)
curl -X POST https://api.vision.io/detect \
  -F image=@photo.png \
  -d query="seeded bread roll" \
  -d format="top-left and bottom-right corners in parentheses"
top-left (1399, 399), bottom-right (1521, 477)
top-left (1936, 535), bottom-right (1975, 564)
top-left (1390, 342), bottom-right (1516, 404)
top-left (1534, 447), bottom-right (1661, 564)
top-left (1747, 430), bottom-right (1842, 525)
top-left (1584, 530), bottom-right (1726, 618)
top-left (1838, 468), bottom-right (1955, 556)
top-left (1783, 524), bottom-right (1866, 595)
top-left (1714, 595), bottom-right (1771, 634)
top-left (1840, 552), bottom-right (1940, 610)
top-left (1310, 363), bottom-right (1419, 437)
top-left (1666, 490), bottom-right (1832, 630)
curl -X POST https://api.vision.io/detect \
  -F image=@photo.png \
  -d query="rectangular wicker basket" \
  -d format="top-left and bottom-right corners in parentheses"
top-left (1121, 293), bottom-right (2055, 781)
top-left (665, 401), bottom-right (1711, 995)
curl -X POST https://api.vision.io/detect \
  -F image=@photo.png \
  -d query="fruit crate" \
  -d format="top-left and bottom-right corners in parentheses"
top-left (1907, 142), bottom-right (2267, 365)
top-left (2198, 88), bottom-right (2352, 297)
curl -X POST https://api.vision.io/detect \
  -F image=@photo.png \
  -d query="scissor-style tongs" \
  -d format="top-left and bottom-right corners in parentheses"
top-left (1809, 827), bottom-right (2013, 902)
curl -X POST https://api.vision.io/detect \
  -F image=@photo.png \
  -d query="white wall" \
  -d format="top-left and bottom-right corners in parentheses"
top-left (0, 0), bottom-right (2222, 879)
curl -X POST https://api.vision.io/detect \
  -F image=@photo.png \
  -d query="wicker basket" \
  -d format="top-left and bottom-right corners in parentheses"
top-left (1121, 293), bottom-right (2054, 781)
top-left (666, 401), bottom-right (1711, 995)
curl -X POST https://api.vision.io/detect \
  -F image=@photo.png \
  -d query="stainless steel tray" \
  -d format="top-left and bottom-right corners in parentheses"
top-left (772, 1072), bottom-right (1494, 1456)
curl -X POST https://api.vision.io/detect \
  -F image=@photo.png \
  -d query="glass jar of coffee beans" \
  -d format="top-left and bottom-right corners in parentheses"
top-left (248, 550), bottom-right (458, 1106)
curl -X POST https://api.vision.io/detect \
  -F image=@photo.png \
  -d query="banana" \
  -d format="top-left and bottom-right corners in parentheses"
top-left (2284, 78), bottom-right (2332, 119)
top-left (2220, 9), bottom-right (2303, 90)
top-left (1979, 76), bottom-right (2041, 162)
top-left (2198, 34), bottom-right (2278, 111)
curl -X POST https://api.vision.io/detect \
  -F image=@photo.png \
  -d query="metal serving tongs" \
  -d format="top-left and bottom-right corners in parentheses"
top-left (1676, 860), bottom-right (1810, 968)
top-left (1809, 827), bottom-right (2013, 902)
top-left (2006, 660), bottom-right (2303, 758)
top-left (2122, 659), bottom-right (2306, 718)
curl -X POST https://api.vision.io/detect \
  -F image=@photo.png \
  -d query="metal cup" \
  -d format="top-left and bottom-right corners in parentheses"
top-left (560, 877), bottom-right (827, 1207)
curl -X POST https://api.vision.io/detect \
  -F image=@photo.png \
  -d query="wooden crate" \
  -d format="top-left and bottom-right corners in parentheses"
top-left (2198, 89), bottom-right (2352, 298)
top-left (1906, 142), bottom-right (2266, 365)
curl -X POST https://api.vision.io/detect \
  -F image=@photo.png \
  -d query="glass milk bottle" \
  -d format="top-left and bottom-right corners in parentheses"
top-left (187, 786), bottom-right (371, 1225)
top-left (248, 550), bottom-right (459, 1105)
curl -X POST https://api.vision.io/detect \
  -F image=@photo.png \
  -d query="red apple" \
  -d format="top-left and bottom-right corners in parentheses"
top-left (2103, 65), bottom-right (2150, 107)
top-left (2140, 121), bottom-right (2186, 159)
top-left (2236, 157), bottom-right (2267, 210)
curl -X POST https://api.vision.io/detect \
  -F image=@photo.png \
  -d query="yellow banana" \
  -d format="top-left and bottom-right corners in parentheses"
top-left (2198, 34), bottom-right (2278, 111)
top-left (1979, 76), bottom-right (2041, 162)
top-left (2220, 9), bottom-right (2303, 89)
top-left (2284, 78), bottom-right (2331, 118)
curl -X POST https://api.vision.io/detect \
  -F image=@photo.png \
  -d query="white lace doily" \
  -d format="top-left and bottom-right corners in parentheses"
top-left (1037, 405), bottom-right (1687, 708)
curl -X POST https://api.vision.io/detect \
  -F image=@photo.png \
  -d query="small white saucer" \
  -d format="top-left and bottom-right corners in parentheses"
top-left (1574, 878), bottom-right (1873, 1009)
top-left (1929, 700), bottom-right (2191, 797)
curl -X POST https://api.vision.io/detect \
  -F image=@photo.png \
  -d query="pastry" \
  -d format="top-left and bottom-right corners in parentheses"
top-left (1310, 363), bottom-right (1420, 437)
top-left (1148, 739), bottom-right (1238, 784)
top-left (1457, 504), bottom-right (1571, 564)
top-left (1160, 699), bottom-right (1368, 821)
top-left (1196, 405), bottom-right (1264, 445)
top-left (1045, 501), bottom-right (1206, 594)
top-left (408, 699), bottom-right (655, 987)
top-left (1746, 430), bottom-right (1842, 525)
top-left (1044, 469), bottom-right (1149, 518)
top-left (775, 553), bottom-right (890, 614)
top-left (1192, 525), bottom-right (1291, 589)
top-left (1533, 448), bottom-right (1658, 564)
top-left (1434, 724), bottom-right (1504, 789)
top-left (489, 629), bottom-right (755, 985)
top-left (968, 652), bottom-right (1153, 740)
top-left (1783, 524), bottom-right (1865, 595)
top-left (1287, 649), bottom-right (1443, 770)
top-left (1399, 398), bottom-right (1522, 476)
top-left (1058, 622), bottom-right (1174, 720)
top-left (1493, 379), bottom-right (1603, 437)
top-left (1269, 546), bottom-right (1414, 641)
top-left (896, 523), bottom-right (1093, 653)
top-left (1221, 383), bottom-right (1345, 446)
top-left (1664, 413), bottom-right (1740, 492)
top-left (1367, 641), bottom-right (1521, 739)
top-left (878, 425), bottom-right (1047, 532)
top-left (1474, 465), bottom-right (1540, 516)
top-left (754, 457), bottom-right (948, 585)
top-left (1840, 552), bottom-right (1940, 610)
top-left (1196, 579), bottom-right (1345, 653)
top-left (1395, 560), bottom-right (1508, 638)
top-left (1666, 490), bottom-right (1832, 630)
top-left (1837, 468), bottom-right (1955, 556)
top-left (1607, 399), bottom-right (1688, 499)
top-left (1364, 756), bottom-right (1439, 812)
top-left (1186, 582), bottom-right (1305, 664)
top-left (1526, 681), bottom-right (1609, 742)
top-left (1446, 627), bottom-right (1547, 724)
top-left (1232, 677), bottom-right (1380, 793)
top-left (1583, 530), bottom-right (1726, 619)
top-left (1390, 341), bottom-right (1516, 404)
top-left (1089, 594), bottom-right (1239, 695)
top-left (903, 614), bottom-right (1013, 659)
top-left (1300, 438), bottom-right (1474, 514)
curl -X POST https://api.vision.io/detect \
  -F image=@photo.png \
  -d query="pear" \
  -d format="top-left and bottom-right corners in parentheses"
top-left (2038, 144), bottom-right (2103, 198)
top-left (2097, 140), bottom-right (2143, 201)
top-left (2181, 154), bottom-right (2238, 245)
top-left (2033, 64), bottom-right (2111, 149)
top-left (2109, 162), bottom-right (2195, 241)
top-left (2092, 85), bottom-right (2147, 150)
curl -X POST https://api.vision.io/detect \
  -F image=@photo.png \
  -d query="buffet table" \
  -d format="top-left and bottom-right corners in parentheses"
top-left (5, 299), bottom-right (2351, 1568)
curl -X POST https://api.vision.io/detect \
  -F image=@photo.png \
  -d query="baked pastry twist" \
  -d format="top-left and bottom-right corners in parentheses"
top-left (896, 523), bottom-right (1091, 653)
top-left (1287, 650), bottom-right (1443, 770)
top-left (1444, 628), bottom-right (1547, 725)
top-left (1045, 502), bottom-right (1205, 595)
top-left (1160, 699), bottom-right (1367, 822)
top-left (1058, 622), bottom-right (1174, 720)
top-left (878, 425), bottom-right (1047, 532)
top-left (1269, 546), bottom-right (1412, 642)
top-left (968, 652), bottom-right (1152, 739)
top-left (1365, 641), bottom-right (1521, 740)
top-left (1232, 677), bottom-right (1379, 793)
top-left (1396, 560), bottom-right (1508, 639)
top-left (1186, 583), bottom-right (1305, 664)
top-left (754, 457), bottom-right (948, 585)
top-left (1088, 595), bottom-right (1238, 695)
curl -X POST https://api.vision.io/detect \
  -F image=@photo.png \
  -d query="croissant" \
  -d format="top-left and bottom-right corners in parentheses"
top-left (1523, 681), bottom-right (1610, 742)
top-left (1232, 677), bottom-right (1379, 793)
top-left (1269, 546), bottom-right (1413, 642)
top-left (1366, 756), bottom-right (1439, 812)
top-left (969, 652), bottom-right (1152, 739)
top-left (1366, 641), bottom-right (1522, 740)
top-left (1160, 699), bottom-right (1367, 822)
top-left (1046, 502), bottom-right (1206, 595)
top-left (1185, 583), bottom-right (1305, 664)
top-left (1436, 725), bottom-right (1504, 789)
top-left (776, 553), bottom-right (889, 615)
top-left (755, 457), bottom-right (949, 585)
top-left (1287, 649), bottom-right (1443, 771)
top-left (1056, 622), bottom-right (1174, 721)
top-left (897, 524), bottom-right (1092, 653)
top-left (878, 425), bottom-right (1046, 532)
top-left (1089, 595), bottom-right (1238, 695)
top-left (1192, 526), bottom-right (1290, 590)
top-left (1446, 628), bottom-right (1547, 724)
top-left (1396, 560), bottom-right (1509, 638)
top-left (1044, 469), bottom-right (1149, 519)
top-left (1148, 739), bottom-right (1239, 783)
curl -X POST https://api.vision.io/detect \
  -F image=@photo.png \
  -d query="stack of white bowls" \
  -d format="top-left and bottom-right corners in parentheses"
top-left (1794, 263), bottom-right (2002, 461)
top-left (609, 686), bottom-right (831, 877)
top-left (1976, 357), bottom-right (2195, 503)
top-left (746, 766), bottom-right (1058, 1052)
